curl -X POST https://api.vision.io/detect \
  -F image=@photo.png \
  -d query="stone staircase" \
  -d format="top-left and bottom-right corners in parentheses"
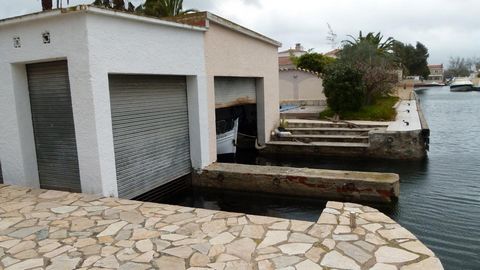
top-left (264, 119), bottom-right (390, 157)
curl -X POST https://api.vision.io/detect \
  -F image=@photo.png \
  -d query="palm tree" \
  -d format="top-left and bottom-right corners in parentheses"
top-left (140, 0), bottom-right (197, 18)
top-left (345, 31), bottom-right (395, 53)
top-left (55, 0), bottom-right (70, 8)
top-left (92, 0), bottom-right (135, 12)
top-left (42, 0), bottom-right (53, 10)
top-left (42, 0), bottom-right (70, 10)
top-left (92, 0), bottom-right (127, 10)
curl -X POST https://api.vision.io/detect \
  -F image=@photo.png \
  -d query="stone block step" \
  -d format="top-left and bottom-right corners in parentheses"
top-left (274, 134), bottom-right (369, 143)
top-left (285, 127), bottom-right (372, 136)
top-left (263, 141), bottom-right (370, 157)
top-left (285, 119), bottom-right (390, 129)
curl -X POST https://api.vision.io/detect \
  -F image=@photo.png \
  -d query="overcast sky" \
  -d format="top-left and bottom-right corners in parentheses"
top-left (2, 0), bottom-right (479, 65)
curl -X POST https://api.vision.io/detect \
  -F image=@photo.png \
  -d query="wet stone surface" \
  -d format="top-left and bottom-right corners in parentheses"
top-left (0, 185), bottom-right (442, 269)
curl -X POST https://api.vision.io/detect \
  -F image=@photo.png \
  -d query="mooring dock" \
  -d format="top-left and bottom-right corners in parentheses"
top-left (194, 163), bottom-right (399, 203)
top-left (263, 98), bottom-right (430, 160)
top-left (0, 184), bottom-right (442, 269)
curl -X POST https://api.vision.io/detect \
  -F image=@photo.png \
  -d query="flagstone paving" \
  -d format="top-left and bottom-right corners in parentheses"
top-left (0, 184), bottom-right (443, 269)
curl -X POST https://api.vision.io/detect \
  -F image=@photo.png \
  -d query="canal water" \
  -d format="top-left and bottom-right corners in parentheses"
top-left (163, 86), bottom-right (480, 269)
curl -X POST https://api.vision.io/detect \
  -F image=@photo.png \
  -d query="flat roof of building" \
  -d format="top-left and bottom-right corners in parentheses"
top-left (0, 5), bottom-right (206, 32)
top-left (166, 12), bottom-right (281, 47)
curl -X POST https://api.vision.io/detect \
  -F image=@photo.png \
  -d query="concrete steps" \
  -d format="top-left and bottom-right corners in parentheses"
top-left (263, 140), bottom-right (370, 157)
top-left (264, 119), bottom-right (391, 157)
top-left (285, 119), bottom-right (390, 129)
top-left (285, 127), bottom-right (371, 136)
top-left (275, 134), bottom-right (370, 144)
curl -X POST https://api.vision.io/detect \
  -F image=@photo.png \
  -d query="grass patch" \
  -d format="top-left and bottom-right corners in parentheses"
top-left (319, 96), bottom-right (399, 121)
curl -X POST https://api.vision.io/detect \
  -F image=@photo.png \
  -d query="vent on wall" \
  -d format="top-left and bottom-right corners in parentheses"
top-left (13, 36), bottom-right (21, 48)
top-left (42, 31), bottom-right (51, 44)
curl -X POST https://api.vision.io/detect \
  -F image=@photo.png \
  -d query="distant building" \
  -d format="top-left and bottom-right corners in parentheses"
top-left (278, 43), bottom-right (307, 68)
top-left (324, 48), bottom-right (341, 59)
top-left (279, 68), bottom-right (325, 102)
top-left (428, 64), bottom-right (444, 81)
top-left (278, 44), bottom-right (325, 103)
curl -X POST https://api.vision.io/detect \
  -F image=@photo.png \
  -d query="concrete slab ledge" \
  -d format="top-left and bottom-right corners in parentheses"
top-left (194, 163), bottom-right (399, 203)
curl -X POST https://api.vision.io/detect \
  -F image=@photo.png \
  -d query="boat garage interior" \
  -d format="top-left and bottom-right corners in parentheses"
top-left (214, 77), bottom-right (259, 158)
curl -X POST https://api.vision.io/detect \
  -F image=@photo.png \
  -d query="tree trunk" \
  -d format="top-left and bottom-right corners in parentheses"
top-left (42, 0), bottom-right (53, 10)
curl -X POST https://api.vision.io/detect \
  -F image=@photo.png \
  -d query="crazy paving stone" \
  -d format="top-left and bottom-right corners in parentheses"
top-left (320, 250), bottom-right (360, 270)
top-left (375, 246), bottom-right (420, 264)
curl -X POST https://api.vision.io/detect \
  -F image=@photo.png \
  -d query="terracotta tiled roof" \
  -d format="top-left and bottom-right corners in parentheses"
top-left (324, 48), bottom-right (341, 57)
top-left (279, 67), bottom-right (320, 76)
top-left (278, 56), bottom-right (293, 66)
top-left (428, 64), bottom-right (443, 69)
top-left (278, 48), bottom-right (307, 54)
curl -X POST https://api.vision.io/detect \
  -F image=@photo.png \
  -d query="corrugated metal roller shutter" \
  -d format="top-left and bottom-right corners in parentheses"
top-left (26, 61), bottom-right (81, 192)
top-left (215, 77), bottom-right (256, 108)
top-left (109, 75), bottom-right (191, 199)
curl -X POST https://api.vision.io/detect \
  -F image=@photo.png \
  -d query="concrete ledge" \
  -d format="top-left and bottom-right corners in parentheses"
top-left (194, 163), bottom-right (400, 203)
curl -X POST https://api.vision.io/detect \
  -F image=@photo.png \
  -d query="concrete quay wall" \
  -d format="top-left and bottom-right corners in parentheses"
top-left (368, 97), bottom-right (429, 160)
top-left (368, 129), bottom-right (427, 160)
top-left (194, 163), bottom-right (400, 203)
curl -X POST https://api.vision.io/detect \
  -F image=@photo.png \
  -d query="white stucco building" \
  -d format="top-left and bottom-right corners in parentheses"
top-left (279, 68), bottom-right (325, 102)
top-left (0, 6), bottom-right (280, 199)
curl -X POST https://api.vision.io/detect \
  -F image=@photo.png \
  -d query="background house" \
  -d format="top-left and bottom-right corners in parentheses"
top-left (324, 48), bottom-right (341, 59)
top-left (428, 64), bottom-right (444, 81)
top-left (0, 6), bottom-right (280, 199)
top-left (279, 68), bottom-right (325, 102)
top-left (278, 43), bottom-right (307, 68)
top-left (278, 44), bottom-right (325, 104)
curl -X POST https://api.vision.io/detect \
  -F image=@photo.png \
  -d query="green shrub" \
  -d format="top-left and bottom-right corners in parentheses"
top-left (294, 52), bottom-right (336, 74)
top-left (319, 96), bottom-right (398, 121)
top-left (323, 63), bottom-right (365, 113)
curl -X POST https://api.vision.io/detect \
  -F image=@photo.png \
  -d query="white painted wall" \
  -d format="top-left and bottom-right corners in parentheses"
top-left (204, 22), bottom-right (280, 161)
top-left (0, 8), bottom-right (209, 197)
top-left (0, 12), bottom-right (89, 191)
top-left (279, 70), bottom-right (325, 101)
top-left (84, 11), bottom-right (209, 195)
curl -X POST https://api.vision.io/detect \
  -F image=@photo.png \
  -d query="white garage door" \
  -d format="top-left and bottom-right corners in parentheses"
top-left (109, 75), bottom-right (191, 199)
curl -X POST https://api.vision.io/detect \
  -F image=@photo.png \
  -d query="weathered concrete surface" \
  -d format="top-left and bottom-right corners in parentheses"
top-left (0, 184), bottom-right (442, 269)
top-left (370, 99), bottom-right (428, 159)
top-left (368, 129), bottom-right (427, 159)
top-left (195, 163), bottom-right (399, 203)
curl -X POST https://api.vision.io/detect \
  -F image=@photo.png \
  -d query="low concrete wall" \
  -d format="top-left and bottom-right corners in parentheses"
top-left (369, 97), bottom-right (428, 159)
top-left (368, 129), bottom-right (427, 159)
top-left (280, 99), bottom-right (326, 106)
top-left (194, 163), bottom-right (399, 203)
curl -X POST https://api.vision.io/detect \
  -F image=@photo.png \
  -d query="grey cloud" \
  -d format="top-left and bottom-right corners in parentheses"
top-left (2, 0), bottom-right (479, 64)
